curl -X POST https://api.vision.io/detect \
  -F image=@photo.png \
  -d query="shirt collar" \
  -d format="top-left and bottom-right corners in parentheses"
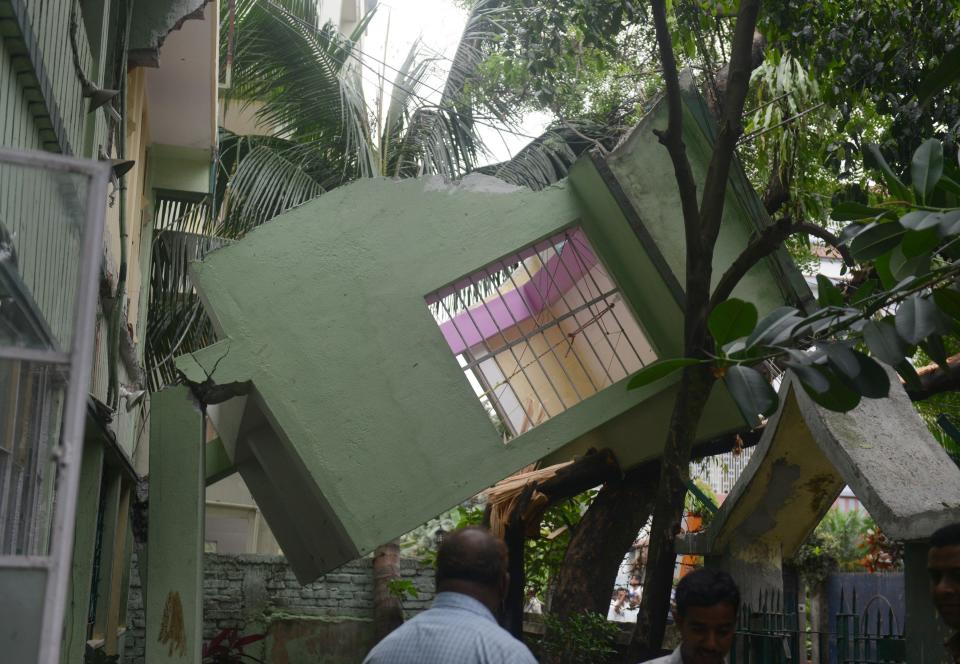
top-left (672, 646), bottom-right (729, 664)
top-left (431, 591), bottom-right (498, 623)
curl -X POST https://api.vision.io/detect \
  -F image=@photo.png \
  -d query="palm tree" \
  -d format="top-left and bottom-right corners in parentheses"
top-left (144, 0), bottom-right (622, 389)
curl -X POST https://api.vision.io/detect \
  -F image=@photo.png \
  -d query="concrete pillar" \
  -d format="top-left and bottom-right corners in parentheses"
top-left (905, 542), bottom-right (953, 664)
top-left (145, 386), bottom-right (204, 663)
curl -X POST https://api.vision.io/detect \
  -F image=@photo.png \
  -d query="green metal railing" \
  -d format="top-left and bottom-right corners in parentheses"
top-left (729, 588), bottom-right (905, 664)
top-left (835, 588), bottom-right (906, 664)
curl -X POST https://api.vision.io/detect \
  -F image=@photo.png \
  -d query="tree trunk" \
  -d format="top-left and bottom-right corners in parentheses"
top-left (503, 484), bottom-right (536, 639)
top-left (550, 462), bottom-right (660, 622)
top-left (372, 540), bottom-right (404, 644)
top-left (625, 366), bottom-right (716, 661)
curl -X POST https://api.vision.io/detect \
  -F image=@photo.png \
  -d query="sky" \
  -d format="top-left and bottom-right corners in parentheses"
top-left (361, 0), bottom-right (551, 166)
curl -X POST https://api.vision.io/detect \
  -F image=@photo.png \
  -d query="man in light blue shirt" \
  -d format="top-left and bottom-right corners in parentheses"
top-left (363, 526), bottom-right (538, 664)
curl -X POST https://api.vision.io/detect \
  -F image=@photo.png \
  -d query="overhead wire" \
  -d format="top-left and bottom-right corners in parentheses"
top-left (260, 0), bottom-right (543, 142)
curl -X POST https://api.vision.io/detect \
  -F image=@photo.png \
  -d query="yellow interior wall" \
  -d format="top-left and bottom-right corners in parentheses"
top-left (475, 262), bottom-right (657, 433)
top-left (102, 68), bottom-right (151, 343)
top-left (123, 68), bottom-right (151, 340)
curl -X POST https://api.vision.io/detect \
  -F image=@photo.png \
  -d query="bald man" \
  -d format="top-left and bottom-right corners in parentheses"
top-left (363, 526), bottom-right (537, 664)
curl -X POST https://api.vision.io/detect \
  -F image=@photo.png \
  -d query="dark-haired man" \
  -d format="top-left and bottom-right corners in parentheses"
top-left (646, 568), bottom-right (740, 664)
top-left (929, 523), bottom-right (960, 662)
top-left (363, 526), bottom-right (537, 664)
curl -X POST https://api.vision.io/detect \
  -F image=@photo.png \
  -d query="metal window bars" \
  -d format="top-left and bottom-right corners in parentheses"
top-left (0, 147), bottom-right (109, 664)
top-left (426, 227), bottom-right (656, 439)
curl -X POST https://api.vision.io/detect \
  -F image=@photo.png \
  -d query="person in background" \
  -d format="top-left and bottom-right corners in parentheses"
top-left (628, 575), bottom-right (643, 608)
top-left (608, 587), bottom-right (633, 622)
top-left (645, 568), bottom-right (739, 664)
top-left (524, 588), bottom-right (543, 615)
top-left (363, 526), bottom-right (537, 664)
top-left (929, 523), bottom-right (960, 662)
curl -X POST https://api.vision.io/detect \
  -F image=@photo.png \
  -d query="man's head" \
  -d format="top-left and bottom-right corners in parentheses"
top-left (435, 526), bottom-right (509, 613)
top-left (929, 523), bottom-right (960, 630)
top-left (629, 575), bottom-right (641, 587)
top-left (674, 568), bottom-right (740, 664)
top-left (615, 587), bottom-right (628, 601)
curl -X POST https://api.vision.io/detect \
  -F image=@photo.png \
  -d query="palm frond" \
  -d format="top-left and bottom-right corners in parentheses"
top-left (474, 122), bottom-right (617, 191)
top-left (217, 140), bottom-right (327, 237)
top-left (145, 197), bottom-right (229, 391)
top-left (442, 0), bottom-right (515, 126)
top-left (229, 0), bottom-right (376, 178)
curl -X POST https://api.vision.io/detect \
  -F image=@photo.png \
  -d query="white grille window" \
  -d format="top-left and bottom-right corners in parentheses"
top-left (426, 227), bottom-right (656, 439)
top-left (0, 148), bottom-right (108, 664)
top-left (692, 446), bottom-right (756, 498)
top-left (0, 360), bottom-right (63, 555)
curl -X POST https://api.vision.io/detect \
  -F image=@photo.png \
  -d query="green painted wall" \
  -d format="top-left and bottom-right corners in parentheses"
top-left (205, 437), bottom-right (235, 485)
top-left (145, 386), bottom-right (205, 663)
top-left (179, 170), bottom-right (758, 578)
top-left (0, 30), bottom-right (43, 153)
top-left (0, 0), bottom-right (107, 156)
top-left (599, 82), bottom-right (810, 314)
top-left (149, 144), bottom-right (214, 194)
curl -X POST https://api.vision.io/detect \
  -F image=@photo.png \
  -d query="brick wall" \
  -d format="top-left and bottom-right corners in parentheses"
top-left (125, 553), bottom-right (436, 663)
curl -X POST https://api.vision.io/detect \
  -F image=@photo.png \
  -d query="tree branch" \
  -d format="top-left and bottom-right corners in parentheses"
top-left (699, 0), bottom-right (763, 248)
top-left (708, 218), bottom-right (853, 311)
top-left (906, 353), bottom-right (960, 401)
top-left (797, 222), bottom-right (854, 267)
top-left (650, 0), bottom-right (700, 247)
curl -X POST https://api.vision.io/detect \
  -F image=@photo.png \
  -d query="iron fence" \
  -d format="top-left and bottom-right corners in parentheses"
top-left (730, 588), bottom-right (905, 664)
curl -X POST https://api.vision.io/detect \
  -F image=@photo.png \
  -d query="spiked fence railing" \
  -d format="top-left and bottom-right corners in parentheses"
top-left (730, 587), bottom-right (905, 664)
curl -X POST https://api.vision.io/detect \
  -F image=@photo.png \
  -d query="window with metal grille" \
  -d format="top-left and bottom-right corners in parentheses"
top-left (426, 227), bottom-right (656, 439)
top-left (0, 147), bottom-right (108, 664)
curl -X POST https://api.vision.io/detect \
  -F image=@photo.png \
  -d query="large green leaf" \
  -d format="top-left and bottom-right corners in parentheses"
top-left (895, 296), bottom-right (948, 345)
top-left (816, 275), bottom-right (843, 308)
top-left (785, 361), bottom-right (830, 394)
top-left (725, 365), bottom-right (779, 419)
top-left (831, 201), bottom-right (887, 221)
top-left (911, 139), bottom-right (944, 203)
top-left (836, 351), bottom-right (890, 399)
top-left (920, 334), bottom-right (949, 370)
top-left (800, 366), bottom-right (862, 412)
top-left (933, 287), bottom-right (960, 323)
top-left (918, 47), bottom-right (960, 106)
top-left (825, 343), bottom-right (860, 378)
top-left (888, 244), bottom-right (931, 281)
top-left (849, 222), bottom-right (906, 261)
top-left (897, 359), bottom-right (923, 392)
top-left (900, 228), bottom-right (940, 258)
top-left (746, 306), bottom-right (802, 348)
top-left (709, 298), bottom-right (758, 347)
top-left (898, 210), bottom-right (940, 231)
top-left (863, 143), bottom-right (912, 202)
top-left (626, 358), bottom-right (702, 390)
top-left (862, 320), bottom-right (906, 366)
top-left (850, 279), bottom-right (878, 307)
top-left (936, 209), bottom-right (960, 236)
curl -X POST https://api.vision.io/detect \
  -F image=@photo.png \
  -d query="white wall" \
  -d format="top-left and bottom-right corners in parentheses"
top-left (319, 0), bottom-right (366, 35)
